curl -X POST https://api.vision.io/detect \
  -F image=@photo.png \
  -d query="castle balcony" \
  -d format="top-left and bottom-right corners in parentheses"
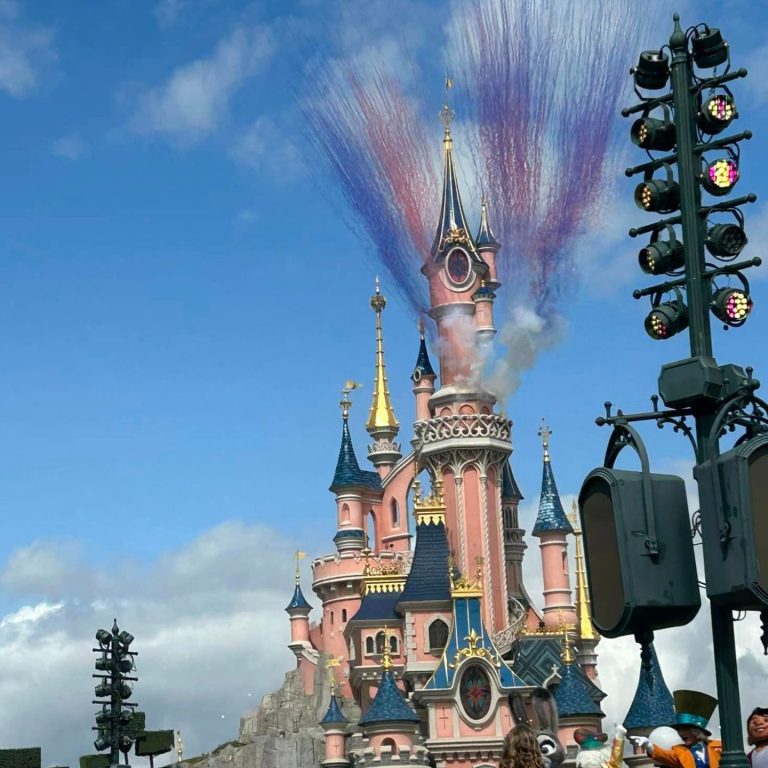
top-left (413, 413), bottom-right (512, 457)
top-left (312, 551), bottom-right (410, 599)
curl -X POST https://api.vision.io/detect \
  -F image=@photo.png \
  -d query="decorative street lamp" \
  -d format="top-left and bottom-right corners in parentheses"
top-left (578, 15), bottom-right (767, 768)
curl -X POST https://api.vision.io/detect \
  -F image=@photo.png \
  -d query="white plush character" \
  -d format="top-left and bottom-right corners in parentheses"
top-left (575, 726), bottom-right (627, 768)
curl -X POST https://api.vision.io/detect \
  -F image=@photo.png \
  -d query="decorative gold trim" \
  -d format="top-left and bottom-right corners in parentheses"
top-left (449, 627), bottom-right (500, 669)
top-left (366, 278), bottom-right (399, 431)
top-left (412, 479), bottom-right (447, 524)
top-left (450, 556), bottom-right (484, 597)
top-left (569, 502), bottom-right (597, 641)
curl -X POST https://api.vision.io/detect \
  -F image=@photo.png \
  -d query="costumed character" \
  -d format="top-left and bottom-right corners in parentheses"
top-left (575, 726), bottom-right (627, 768)
top-left (747, 707), bottom-right (768, 767)
top-left (631, 690), bottom-right (721, 768)
top-left (509, 688), bottom-right (566, 768)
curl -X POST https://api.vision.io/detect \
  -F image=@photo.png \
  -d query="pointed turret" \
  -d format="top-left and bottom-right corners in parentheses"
top-left (623, 643), bottom-right (675, 734)
top-left (330, 393), bottom-right (382, 494)
top-left (431, 104), bottom-right (479, 262)
top-left (366, 279), bottom-right (401, 473)
top-left (286, 552), bottom-right (314, 670)
top-left (553, 636), bottom-right (604, 719)
top-left (533, 421), bottom-right (576, 629)
top-left (411, 320), bottom-right (436, 422)
top-left (321, 664), bottom-right (350, 768)
top-left (475, 197), bottom-right (501, 290)
top-left (359, 640), bottom-right (420, 726)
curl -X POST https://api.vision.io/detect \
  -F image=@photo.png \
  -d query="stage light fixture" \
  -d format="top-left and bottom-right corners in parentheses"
top-left (698, 93), bottom-right (736, 135)
top-left (635, 166), bottom-right (680, 213)
top-left (692, 27), bottom-right (728, 69)
top-left (702, 157), bottom-right (739, 196)
top-left (711, 286), bottom-right (753, 326)
top-left (631, 114), bottom-right (676, 151)
top-left (645, 299), bottom-right (689, 340)
top-left (705, 222), bottom-right (748, 258)
top-left (639, 228), bottom-right (684, 275)
top-left (634, 50), bottom-right (670, 90)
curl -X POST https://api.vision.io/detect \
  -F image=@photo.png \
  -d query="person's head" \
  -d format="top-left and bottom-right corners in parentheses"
top-left (747, 708), bottom-right (768, 746)
top-left (675, 726), bottom-right (709, 747)
top-left (501, 725), bottom-right (546, 768)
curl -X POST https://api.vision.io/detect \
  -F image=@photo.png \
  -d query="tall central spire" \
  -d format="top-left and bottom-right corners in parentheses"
top-left (431, 100), bottom-right (476, 260)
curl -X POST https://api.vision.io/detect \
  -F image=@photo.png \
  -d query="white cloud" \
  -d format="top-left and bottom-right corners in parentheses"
top-left (131, 25), bottom-right (274, 144)
top-left (229, 116), bottom-right (304, 180)
top-left (51, 134), bottom-right (87, 160)
top-left (0, 521), bottom-right (298, 768)
top-left (153, 0), bottom-right (187, 27)
top-left (0, 1), bottom-right (54, 98)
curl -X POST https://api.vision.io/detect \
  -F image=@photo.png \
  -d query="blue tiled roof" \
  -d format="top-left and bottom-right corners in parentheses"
top-left (501, 461), bottom-right (523, 501)
top-left (554, 662), bottom-right (604, 717)
top-left (475, 202), bottom-right (499, 248)
top-left (425, 595), bottom-right (526, 690)
top-left (359, 669), bottom-right (419, 725)
top-left (624, 643), bottom-right (675, 730)
top-left (285, 581), bottom-right (312, 613)
top-left (329, 418), bottom-right (383, 494)
top-left (398, 519), bottom-right (451, 604)
top-left (320, 693), bottom-right (349, 726)
top-left (350, 590), bottom-right (402, 622)
top-left (532, 457), bottom-right (572, 535)
top-left (473, 283), bottom-right (496, 299)
top-left (412, 336), bottom-right (436, 380)
top-left (333, 528), bottom-right (366, 543)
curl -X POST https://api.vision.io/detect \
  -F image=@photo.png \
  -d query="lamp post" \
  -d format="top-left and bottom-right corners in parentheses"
top-left (579, 15), bottom-right (767, 768)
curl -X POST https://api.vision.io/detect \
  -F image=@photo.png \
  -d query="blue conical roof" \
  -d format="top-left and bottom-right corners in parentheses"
top-left (320, 692), bottom-right (349, 726)
top-left (624, 643), bottom-right (675, 730)
top-left (554, 662), bottom-right (603, 717)
top-left (329, 417), bottom-right (382, 494)
top-left (412, 334), bottom-right (436, 381)
top-left (398, 517), bottom-right (451, 604)
top-left (359, 668), bottom-right (419, 725)
top-left (532, 455), bottom-right (572, 536)
top-left (475, 200), bottom-right (500, 249)
top-left (285, 580), bottom-right (312, 614)
top-left (501, 461), bottom-right (522, 501)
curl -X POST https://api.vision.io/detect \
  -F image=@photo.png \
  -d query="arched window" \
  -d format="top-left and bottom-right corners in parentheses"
top-left (389, 635), bottom-right (398, 654)
top-left (368, 510), bottom-right (378, 553)
top-left (381, 738), bottom-right (398, 756)
top-left (428, 619), bottom-right (450, 651)
top-left (365, 636), bottom-right (374, 655)
top-left (391, 499), bottom-right (400, 527)
top-left (340, 503), bottom-right (350, 523)
top-left (341, 608), bottom-right (347, 622)
top-left (562, 551), bottom-right (568, 574)
top-left (375, 631), bottom-right (386, 655)
top-left (330, 611), bottom-right (334, 625)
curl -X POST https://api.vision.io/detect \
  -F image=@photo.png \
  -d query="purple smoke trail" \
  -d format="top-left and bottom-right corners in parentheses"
top-left (301, 63), bottom-right (438, 314)
top-left (452, 0), bottom-right (653, 309)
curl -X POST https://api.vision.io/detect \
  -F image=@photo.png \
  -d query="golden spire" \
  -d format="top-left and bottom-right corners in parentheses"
top-left (381, 629), bottom-right (393, 671)
top-left (561, 631), bottom-right (576, 664)
top-left (569, 502), bottom-right (596, 641)
top-left (440, 74), bottom-right (455, 148)
top-left (326, 656), bottom-right (342, 692)
top-left (538, 418), bottom-right (552, 462)
top-left (366, 278), bottom-right (399, 431)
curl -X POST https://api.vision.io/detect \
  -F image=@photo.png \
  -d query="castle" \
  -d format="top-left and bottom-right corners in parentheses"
top-left (278, 108), bottom-right (667, 768)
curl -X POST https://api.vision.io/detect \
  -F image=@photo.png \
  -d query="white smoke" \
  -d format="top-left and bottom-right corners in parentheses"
top-left (486, 306), bottom-right (567, 400)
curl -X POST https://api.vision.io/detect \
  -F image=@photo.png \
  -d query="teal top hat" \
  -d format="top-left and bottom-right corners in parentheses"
top-left (672, 690), bottom-right (718, 736)
top-left (574, 729), bottom-right (608, 750)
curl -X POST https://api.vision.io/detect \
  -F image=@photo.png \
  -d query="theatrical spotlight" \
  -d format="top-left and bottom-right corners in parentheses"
top-left (691, 26), bottom-right (729, 69)
top-left (634, 50), bottom-right (670, 90)
top-left (698, 92), bottom-right (737, 135)
top-left (712, 285), bottom-right (753, 327)
top-left (705, 217), bottom-right (748, 259)
top-left (702, 156), bottom-right (739, 196)
top-left (635, 166), bottom-right (679, 213)
top-left (639, 227), bottom-right (684, 275)
top-left (632, 107), bottom-right (676, 151)
top-left (645, 296), bottom-right (689, 340)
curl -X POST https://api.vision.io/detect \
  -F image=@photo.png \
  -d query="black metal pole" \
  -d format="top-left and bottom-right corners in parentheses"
top-left (668, 14), bottom-right (747, 768)
top-left (111, 629), bottom-right (121, 767)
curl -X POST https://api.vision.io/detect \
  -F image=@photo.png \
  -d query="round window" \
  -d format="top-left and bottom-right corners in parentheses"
top-left (459, 663), bottom-right (492, 720)
top-left (446, 249), bottom-right (470, 284)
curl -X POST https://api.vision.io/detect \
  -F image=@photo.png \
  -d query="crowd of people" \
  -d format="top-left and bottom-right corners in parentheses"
top-left (499, 690), bottom-right (766, 768)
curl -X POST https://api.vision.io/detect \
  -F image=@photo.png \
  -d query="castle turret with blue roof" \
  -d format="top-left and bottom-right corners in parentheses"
top-left (623, 641), bottom-right (675, 736)
top-left (320, 667), bottom-right (350, 768)
top-left (532, 421), bottom-right (577, 630)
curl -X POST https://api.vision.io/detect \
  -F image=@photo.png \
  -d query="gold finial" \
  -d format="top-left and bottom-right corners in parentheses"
top-left (561, 631), bottom-right (576, 664)
top-left (176, 730), bottom-right (184, 763)
top-left (418, 316), bottom-right (425, 341)
top-left (366, 278), bottom-right (398, 431)
top-left (412, 477), bottom-right (446, 524)
top-left (569, 501), bottom-right (596, 641)
top-left (538, 418), bottom-right (552, 462)
top-left (440, 76), bottom-right (455, 144)
top-left (381, 629), bottom-right (393, 671)
top-left (326, 656), bottom-right (343, 692)
top-left (340, 380), bottom-right (363, 419)
top-left (295, 550), bottom-right (306, 584)
top-left (449, 556), bottom-right (484, 597)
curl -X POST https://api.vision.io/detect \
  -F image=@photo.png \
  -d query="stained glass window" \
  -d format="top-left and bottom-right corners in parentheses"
top-left (459, 664), bottom-right (492, 720)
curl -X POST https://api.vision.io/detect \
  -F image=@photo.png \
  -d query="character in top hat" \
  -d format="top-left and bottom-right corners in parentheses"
top-left (632, 690), bottom-right (721, 768)
top-left (747, 707), bottom-right (768, 767)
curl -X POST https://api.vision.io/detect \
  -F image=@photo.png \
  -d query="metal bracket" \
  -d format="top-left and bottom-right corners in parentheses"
top-left (602, 421), bottom-right (660, 558)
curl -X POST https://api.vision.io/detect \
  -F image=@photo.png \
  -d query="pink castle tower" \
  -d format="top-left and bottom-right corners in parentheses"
top-left (320, 669), bottom-right (351, 768)
top-left (414, 101), bottom-right (510, 636)
top-left (285, 553), bottom-right (317, 695)
top-left (531, 421), bottom-right (577, 630)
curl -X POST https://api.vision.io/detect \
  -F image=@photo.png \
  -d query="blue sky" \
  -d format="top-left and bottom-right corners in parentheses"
top-left (2, 0), bottom-right (768, 766)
